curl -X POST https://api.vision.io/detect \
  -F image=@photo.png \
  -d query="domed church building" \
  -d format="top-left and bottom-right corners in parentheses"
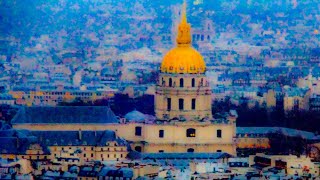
top-left (11, 2), bottom-right (237, 155)
top-left (135, 2), bottom-right (237, 154)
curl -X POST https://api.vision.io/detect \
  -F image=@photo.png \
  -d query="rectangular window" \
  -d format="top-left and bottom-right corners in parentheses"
top-left (217, 129), bottom-right (222, 138)
top-left (187, 128), bottom-right (196, 137)
top-left (135, 126), bottom-right (142, 136)
top-left (167, 98), bottom-right (171, 111)
top-left (91, 153), bottom-right (94, 157)
top-left (179, 98), bottom-right (184, 110)
top-left (192, 98), bottom-right (196, 110)
top-left (159, 130), bottom-right (164, 138)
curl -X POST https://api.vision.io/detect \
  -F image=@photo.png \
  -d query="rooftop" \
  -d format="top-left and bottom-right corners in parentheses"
top-left (11, 106), bottom-right (119, 124)
top-left (31, 130), bottom-right (127, 146)
top-left (237, 127), bottom-right (316, 140)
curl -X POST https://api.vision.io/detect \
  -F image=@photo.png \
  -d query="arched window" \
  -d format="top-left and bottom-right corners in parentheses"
top-left (179, 98), bottom-right (184, 110)
top-left (191, 98), bottom-right (196, 110)
top-left (180, 78), bottom-right (184, 87)
top-left (187, 148), bottom-right (194, 153)
top-left (135, 146), bottom-right (142, 152)
top-left (191, 78), bottom-right (195, 87)
top-left (167, 98), bottom-right (171, 111)
top-left (186, 128), bottom-right (196, 137)
top-left (169, 78), bottom-right (172, 87)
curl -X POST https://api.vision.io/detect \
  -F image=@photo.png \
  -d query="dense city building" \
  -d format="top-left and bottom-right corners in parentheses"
top-left (1, 0), bottom-right (320, 179)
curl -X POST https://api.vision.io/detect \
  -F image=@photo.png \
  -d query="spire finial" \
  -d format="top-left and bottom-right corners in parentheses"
top-left (182, 0), bottom-right (187, 24)
top-left (176, 0), bottom-right (191, 46)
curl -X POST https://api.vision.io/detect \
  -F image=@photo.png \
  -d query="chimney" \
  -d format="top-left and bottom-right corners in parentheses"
top-left (120, 118), bottom-right (126, 124)
top-left (78, 129), bottom-right (82, 140)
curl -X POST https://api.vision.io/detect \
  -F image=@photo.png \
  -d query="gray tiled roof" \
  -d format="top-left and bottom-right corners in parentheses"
top-left (30, 130), bottom-right (127, 146)
top-left (11, 106), bottom-right (119, 124)
top-left (236, 127), bottom-right (316, 140)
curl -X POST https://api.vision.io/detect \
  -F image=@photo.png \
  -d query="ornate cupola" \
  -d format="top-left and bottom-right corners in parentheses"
top-left (155, 1), bottom-right (212, 121)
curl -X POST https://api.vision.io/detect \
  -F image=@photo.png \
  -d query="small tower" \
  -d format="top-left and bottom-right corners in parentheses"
top-left (155, 1), bottom-right (212, 121)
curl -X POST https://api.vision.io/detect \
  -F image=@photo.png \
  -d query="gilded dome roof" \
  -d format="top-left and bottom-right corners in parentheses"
top-left (160, 1), bottom-right (206, 74)
top-left (161, 46), bottom-right (206, 74)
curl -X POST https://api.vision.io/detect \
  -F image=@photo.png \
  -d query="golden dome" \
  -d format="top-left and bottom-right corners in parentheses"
top-left (161, 46), bottom-right (206, 74)
top-left (160, 1), bottom-right (206, 74)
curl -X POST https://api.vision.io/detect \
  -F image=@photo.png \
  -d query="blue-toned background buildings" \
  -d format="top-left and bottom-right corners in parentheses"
top-left (1, 0), bottom-right (320, 179)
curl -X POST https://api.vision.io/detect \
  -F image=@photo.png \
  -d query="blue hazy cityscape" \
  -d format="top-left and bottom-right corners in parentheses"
top-left (0, 0), bottom-right (320, 179)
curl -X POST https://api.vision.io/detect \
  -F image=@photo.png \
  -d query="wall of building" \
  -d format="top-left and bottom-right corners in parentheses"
top-left (155, 73), bottom-right (212, 120)
top-left (236, 137), bottom-right (270, 149)
top-left (13, 122), bottom-right (237, 155)
top-left (0, 140), bottom-right (128, 166)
